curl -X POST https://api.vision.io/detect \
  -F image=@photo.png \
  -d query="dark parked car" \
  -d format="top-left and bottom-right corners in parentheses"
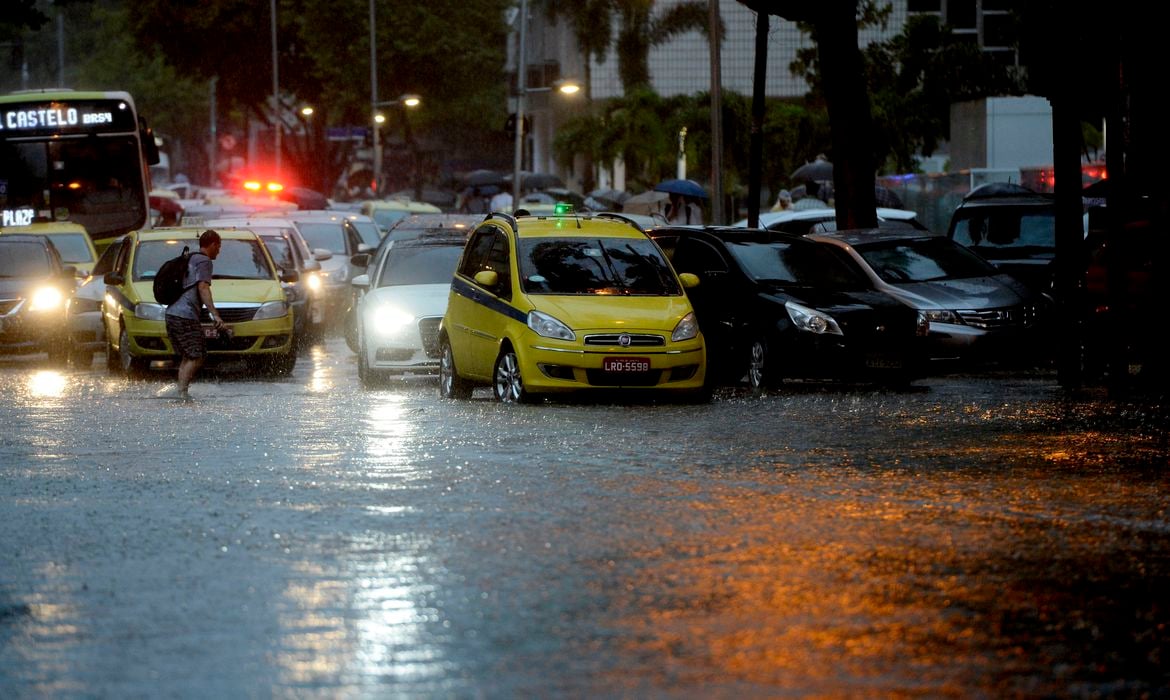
top-left (0, 234), bottom-right (77, 364)
top-left (945, 183), bottom-right (1056, 292)
top-left (647, 226), bottom-right (927, 391)
top-left (806, 229), bottom-right (1052, 366)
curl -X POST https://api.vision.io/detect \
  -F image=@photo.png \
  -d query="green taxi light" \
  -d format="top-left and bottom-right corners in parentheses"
top-left (554, 202), bottom-right (573, 215)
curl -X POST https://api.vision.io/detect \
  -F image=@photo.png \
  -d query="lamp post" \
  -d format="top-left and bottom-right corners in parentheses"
top-left (271, 0), bottom-right (280, 178)
top-left (374, 95), bottom-right (422, 197)
top-left (510, 0), bottom-right (580, 203)
top-left (369, 0), bottom-right (380, 196)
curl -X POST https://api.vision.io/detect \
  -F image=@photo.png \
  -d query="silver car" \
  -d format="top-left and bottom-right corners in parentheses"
top-left (806, 228), bottom-right (1052, 365)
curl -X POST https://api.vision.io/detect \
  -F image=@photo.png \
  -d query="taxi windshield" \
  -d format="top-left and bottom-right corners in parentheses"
top-left (518, 237), bottom-right (681, 296)
top-left (133, 239), bottom-right (274, 282)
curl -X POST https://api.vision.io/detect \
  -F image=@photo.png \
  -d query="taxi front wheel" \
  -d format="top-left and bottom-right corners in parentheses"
top-left (493, 348), bottom-right (532, 404)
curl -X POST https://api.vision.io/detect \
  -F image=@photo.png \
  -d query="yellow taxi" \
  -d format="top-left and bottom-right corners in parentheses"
top-left (0, 221), bottom-right (99, 278)
top-left (101, 227), bottom-right (298, 377)
top-left (438, 210), bottom-right (708, 403)
top-left (360, 198), bottom-right (442, 234)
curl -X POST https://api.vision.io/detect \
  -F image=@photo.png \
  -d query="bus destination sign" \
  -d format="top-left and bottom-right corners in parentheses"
top-left (0, 99), bottom-right (137, 136)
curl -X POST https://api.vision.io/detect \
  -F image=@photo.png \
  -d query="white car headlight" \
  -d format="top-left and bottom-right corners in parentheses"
top-left (28, 286), bottom-right (64, 312)
top-left (371, 305), bottom-right (414, 331)
top-left (527, 310), bottom-right (574, 340)
top-left (785, 301), bottom-right (842, 336)
top-left (134, 302), bottom-right (167, 321)
top-left (671, 311), bottom-right (699, 341)
top-left (305, 272), bottom-right (323, 293)
top-left (253, 301), bottom-right (289, 320)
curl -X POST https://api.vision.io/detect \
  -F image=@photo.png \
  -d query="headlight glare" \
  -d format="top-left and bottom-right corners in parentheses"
top-left (372, 305), bottom-right (414, 330)
top-left (527, 310), bottom-right (574, 340)
top-left (28, 286), bottom-right (64, 312)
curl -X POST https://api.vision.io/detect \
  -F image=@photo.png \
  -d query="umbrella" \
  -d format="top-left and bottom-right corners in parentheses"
top-left (463, 169), bottom-right (506, 188)
top-left (521, 172), bottom-right (565, 191)
top-left (622, 190), bottom-right (670, 216)
top-left (791, 158), bottom-right (833, 182)
top-left (587, 188), bottom-right (630, 209)
top-left (653, 178), bottom-right (708, 199)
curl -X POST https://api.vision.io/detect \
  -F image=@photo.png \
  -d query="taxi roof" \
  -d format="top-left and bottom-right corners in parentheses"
top-left (0, 221), bottom-right (89, 235)
top-left (507, 211), bottom-right (650, 240)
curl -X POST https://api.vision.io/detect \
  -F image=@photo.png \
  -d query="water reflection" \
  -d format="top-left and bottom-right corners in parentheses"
top-left (26, 370), bottom-right (67, 398)
top-left (305, 344), bottom-right (334, 394)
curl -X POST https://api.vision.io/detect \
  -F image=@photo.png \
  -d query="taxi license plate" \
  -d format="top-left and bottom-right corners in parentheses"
top-left (603, 356), bottom-right (649, 372)
top-left (202, 326), bottom-right (219, 339)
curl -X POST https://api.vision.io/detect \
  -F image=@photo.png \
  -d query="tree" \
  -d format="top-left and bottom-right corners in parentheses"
top-left (614, 0), bottom-right (715, 92)
top-left (125, 0), bottom-right (513, 195)
top-left (542, 0), bottom-right (614, 192)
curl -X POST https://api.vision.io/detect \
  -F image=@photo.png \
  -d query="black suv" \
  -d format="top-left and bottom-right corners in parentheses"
top-left (0, 234), bottom-right (77, 364)
top-left (946, 182), bottom-right (1056, 292)
top-left (646, 226), bottom-right (927, 391)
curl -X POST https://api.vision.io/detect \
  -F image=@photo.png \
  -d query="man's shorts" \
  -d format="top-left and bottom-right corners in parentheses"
top-left (166, 315), bottom-right (206, 360)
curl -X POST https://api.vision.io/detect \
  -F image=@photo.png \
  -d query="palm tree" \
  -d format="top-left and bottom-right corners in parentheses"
top-left (542, 0), bottom-right (613, 191)
top-left (614, 0), bottom-right (716, 92)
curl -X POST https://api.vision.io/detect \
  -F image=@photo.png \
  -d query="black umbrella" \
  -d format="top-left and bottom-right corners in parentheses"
top-left (521, 172), bottom-right (565, 191)
top-left (791, 158), bottom-right (833, 182)
top-left (463, 169), bottom-right (506, 188)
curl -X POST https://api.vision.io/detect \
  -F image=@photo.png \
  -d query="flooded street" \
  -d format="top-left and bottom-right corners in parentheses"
top-left (1, 337), bottom-right (1168, 697)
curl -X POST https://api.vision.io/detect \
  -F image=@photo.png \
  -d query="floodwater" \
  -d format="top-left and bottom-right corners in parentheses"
top-left (1, 338), bottom-right (1167, 697)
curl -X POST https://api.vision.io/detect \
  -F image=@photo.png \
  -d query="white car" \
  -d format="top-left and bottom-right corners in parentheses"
top-left (733, 207), bottom-right (926, 233)
top-left (351, 232), bottom-right (467, 385)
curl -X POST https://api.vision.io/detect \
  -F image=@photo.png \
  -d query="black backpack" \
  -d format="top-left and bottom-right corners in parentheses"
top-left (153, 246), bottom-right (193, 305)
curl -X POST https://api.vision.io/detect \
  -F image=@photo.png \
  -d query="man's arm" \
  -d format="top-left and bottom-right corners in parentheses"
top-left (197, 281), bottom-right (227, 330)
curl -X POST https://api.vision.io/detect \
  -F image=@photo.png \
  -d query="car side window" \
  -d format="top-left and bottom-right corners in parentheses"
top-left (484, 231), bottom-right (512, 301)
top-left (672, 237), bottom-right (728, 279)
top-left (459, 228), bottom-right (496, 279)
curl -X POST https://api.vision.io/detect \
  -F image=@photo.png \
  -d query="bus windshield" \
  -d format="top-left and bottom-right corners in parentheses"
top-left (0, 91), bottom-right (153, 243)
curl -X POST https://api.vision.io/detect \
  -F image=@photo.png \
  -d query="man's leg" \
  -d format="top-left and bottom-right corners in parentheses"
top-left (176, 356), bottom-right (204, 396)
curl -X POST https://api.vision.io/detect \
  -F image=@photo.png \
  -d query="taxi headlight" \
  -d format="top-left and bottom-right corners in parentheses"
top-left (785, 301), bottom-right (842, 336)
top-left (527, 310), bottom-right (574, 340)
top-left (28, 286), bottom-right (64, 312)
top-left (134, 302), bottom-right (167, 321)
top-left (254, 301), bottom-right (289, 320)
top-left (671, 311), bottom-right (699, 342)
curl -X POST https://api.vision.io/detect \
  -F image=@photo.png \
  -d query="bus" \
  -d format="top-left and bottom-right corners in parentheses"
top-left (0, 89), bottom-right (160, 250)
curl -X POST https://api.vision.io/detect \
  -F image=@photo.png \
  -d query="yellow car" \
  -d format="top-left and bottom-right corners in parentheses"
top-left (101, 227), bottom-right (298, 377)
top-left (438, 211), bottom-right (708, 403)
top-left (0, 221), bottom-right (98, 278)
top-left (360, 198), bottom-right (441, 234)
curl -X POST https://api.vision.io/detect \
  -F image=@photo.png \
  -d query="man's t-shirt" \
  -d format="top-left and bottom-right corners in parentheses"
top-left (166, 252), bottom-right (212, 320)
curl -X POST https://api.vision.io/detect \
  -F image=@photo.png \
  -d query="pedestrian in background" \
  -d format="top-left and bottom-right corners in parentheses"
top-left (165, 229), bottom-right (229, 401)
top-left (791, 181), bottom-right (829, 210)
top-left (489, 184), bottom-right (513, 213)
top-left (666, 193), bottom-right (703, 225)
top-left (771, 189), bottom-right (792, 212)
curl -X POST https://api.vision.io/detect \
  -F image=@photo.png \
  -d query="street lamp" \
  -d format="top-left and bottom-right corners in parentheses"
top-left (373, 95), bottom-right (422, 198)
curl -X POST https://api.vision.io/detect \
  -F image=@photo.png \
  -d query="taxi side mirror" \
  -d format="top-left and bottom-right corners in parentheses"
top-left (678, 272), bottom-right (700, 288)
top-left (104, 271), bottom-right (124, 285)
top-left (280, 269), bottom-right (300, 284)
top-left (474, 269), bottom-right (499, 288)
